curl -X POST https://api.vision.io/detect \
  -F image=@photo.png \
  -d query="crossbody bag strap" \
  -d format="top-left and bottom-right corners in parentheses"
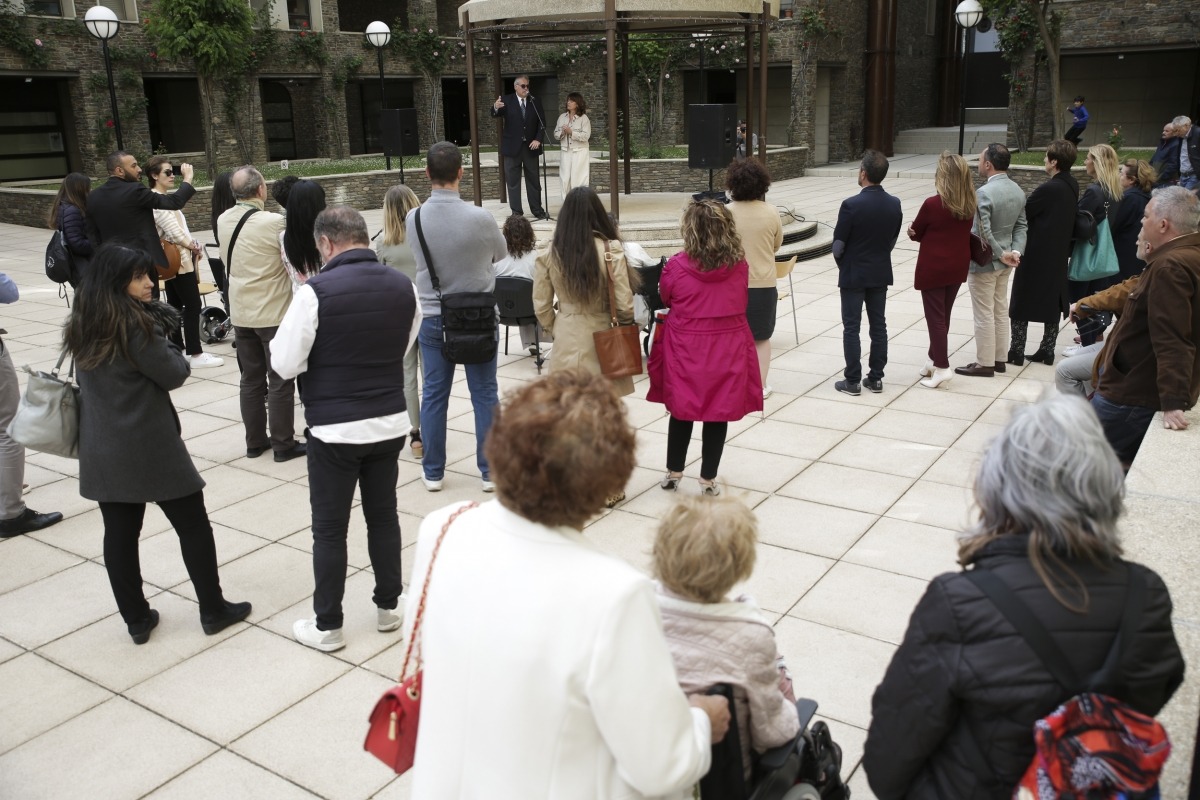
top-left (412, 208), bottom-right (441, 296)
top-left (398, 501), bottom-right (478, 684)
top-left (225, 207), bottom-right (259, 276)
top-left (603, 240), bottom-right (619, 326)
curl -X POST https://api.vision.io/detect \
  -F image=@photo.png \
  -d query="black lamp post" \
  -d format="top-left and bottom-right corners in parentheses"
top-left (85, 5), bottom-right (123, 151)
top-left (955, 0), bottom-right (984, 156)
top-left (366, 21), bottom-right (393, 171)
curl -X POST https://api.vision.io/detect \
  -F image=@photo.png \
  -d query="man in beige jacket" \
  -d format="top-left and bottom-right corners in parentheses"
top-left (217, 167), bottom-right (304, 462)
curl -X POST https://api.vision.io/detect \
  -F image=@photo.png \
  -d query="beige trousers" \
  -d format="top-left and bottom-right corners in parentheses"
top-left (559, 149), bottom-right (590, 195)
top-left (966, 268), bottom-right (1013, 365)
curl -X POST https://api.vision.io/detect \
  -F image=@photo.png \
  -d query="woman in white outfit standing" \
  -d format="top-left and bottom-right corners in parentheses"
top-left (554, 92), bottom-right (591, 195)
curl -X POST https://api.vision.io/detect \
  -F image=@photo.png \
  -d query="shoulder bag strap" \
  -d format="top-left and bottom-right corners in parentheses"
top-left (398, 501), bottom-right (478, 683)
top-left (412, 207), bottom-right (441, 296)
top-left (225, 207), bottom-right (259, 275)
top-left (603, 240), bottom-right (619, 327)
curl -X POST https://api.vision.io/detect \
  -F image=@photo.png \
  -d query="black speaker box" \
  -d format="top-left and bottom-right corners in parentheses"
top-left (381, 108), bottom-right (421, 158)
top-left (687, 104), bottom-right (738, 170)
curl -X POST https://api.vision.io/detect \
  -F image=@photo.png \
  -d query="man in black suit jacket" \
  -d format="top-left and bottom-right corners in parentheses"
top-left (490, 75), bottom-right (547, 219)
top-left (831, 149), bottom-right (903, 396)
top-left (87, 151), bottom-right (197, 298)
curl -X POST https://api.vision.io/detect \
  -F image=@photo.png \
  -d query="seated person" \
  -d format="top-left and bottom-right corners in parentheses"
top-left (494, 214), bottom-right (544, 353)
top-left (654, 495), bottom-right (800, 781)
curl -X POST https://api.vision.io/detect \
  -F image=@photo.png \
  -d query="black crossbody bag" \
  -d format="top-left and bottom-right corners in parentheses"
top-left (413, 208), bottom-right (497, 365)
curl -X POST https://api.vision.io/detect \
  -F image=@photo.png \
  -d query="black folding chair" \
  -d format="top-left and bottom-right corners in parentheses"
top-left (494, 276), bottom-right (544, 373)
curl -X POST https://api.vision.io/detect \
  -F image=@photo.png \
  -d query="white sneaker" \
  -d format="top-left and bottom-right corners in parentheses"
top-left (1062, 345), bottom-right (1082, 357)
top-left (189, 353), bottom-right (225, 369)
top-left (762, 385), bottom-right (773, 401)
top-left (292, 618), bottom-right (345, 652)
top-left (377, 597), bottom-right (406, 632)
top-left (422, 477), bottom-right (443, 492)
top-left (481, 478), bottom-right (495, 493)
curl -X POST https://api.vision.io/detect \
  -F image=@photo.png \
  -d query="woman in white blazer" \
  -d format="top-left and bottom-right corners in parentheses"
top-left (401, 369), bottom-right (730, 800)
top-left (554, 92), bottom-right (592, 194)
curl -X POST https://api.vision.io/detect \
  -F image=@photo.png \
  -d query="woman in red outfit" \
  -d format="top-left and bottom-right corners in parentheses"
top-left (908, 152), bottom-right (976, 389)
top-left (648, 200), bottom-right (762, 496)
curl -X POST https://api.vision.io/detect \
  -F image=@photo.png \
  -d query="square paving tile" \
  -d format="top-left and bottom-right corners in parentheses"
top-left (842, 517), bottom-right (962, 582)
top-left (728, 419), bottom-right (849, 461)
top-left (232, 669), bottom-right (398, 800)
top-left (0, 561), bottom-right (118, 649)
top-left (788, 562), bottom-right (928, 645)
top-left (127, 626), bottom-right (350, 744)
top-left (820, 433), bottom-right (945, 479)
top-left (888, 386), bottom-right (993, 421)
top-left (740, 544), bottom-right (834, 615)
top-left (777, 463), bottom-right (914, 516)
top-left (885, 480), bottom-right (974, 532)
top-left (209, 484), bottom-right (315, 540)
top-left (753, 496), bottom-right (877, 559)
top-left (0, 652), bottom-right (113, 754)
top-left (771, 396), bottom-right (881, 432)
top-left (921, 447), bottom-right (982, 488)
top-left (146, 750), bottom-right (320, 799)
top-left (0, 636), bottom-right (22, 664)
top-left (0, 536), bottom-right (82, 594)
top-left (857, 409), bottom-right (972, 448)
top-left (0, 696), bottom-right (217, 799)
top-left (170, 542), bottom-right (314, 624)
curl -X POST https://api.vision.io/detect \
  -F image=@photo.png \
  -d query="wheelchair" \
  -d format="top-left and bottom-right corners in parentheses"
top-left (699, 685), bottom-right (850, 800)
top-left (632, 257), bottom-right (666, 355)
top-left (200, 244), bottom-right (232, 345)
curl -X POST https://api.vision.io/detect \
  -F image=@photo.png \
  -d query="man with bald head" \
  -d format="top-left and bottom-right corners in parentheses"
top-left (216, 166), bottom-right (303, 463)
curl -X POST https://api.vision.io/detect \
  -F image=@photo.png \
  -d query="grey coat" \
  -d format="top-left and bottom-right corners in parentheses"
top-left (77, 304), bottom-right (204, 503)
top-left (970, 173), bottom-right (1028, 275)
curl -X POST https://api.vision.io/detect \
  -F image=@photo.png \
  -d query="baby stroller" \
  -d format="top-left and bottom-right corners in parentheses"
top-left (633, 257), bottom-right (666, 355)
top-left (200, 243), bottom-right (233, 344)
top-left (699, 685), bottom-right (850, 800)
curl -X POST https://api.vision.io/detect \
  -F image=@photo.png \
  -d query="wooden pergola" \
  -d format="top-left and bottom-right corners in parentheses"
top-left (457, 0), bottom-right (777, 219)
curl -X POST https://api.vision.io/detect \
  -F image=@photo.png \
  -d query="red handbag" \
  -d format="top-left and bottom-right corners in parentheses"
top-left (364, 502), bottom-right (477, 774)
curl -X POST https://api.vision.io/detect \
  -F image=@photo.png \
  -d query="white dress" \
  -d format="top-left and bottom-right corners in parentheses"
top-left (554, 111), bottom-right (591, 194)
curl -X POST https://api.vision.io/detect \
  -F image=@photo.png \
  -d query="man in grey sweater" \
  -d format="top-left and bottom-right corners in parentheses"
top-left (407, 142), bottom-right (507, 492)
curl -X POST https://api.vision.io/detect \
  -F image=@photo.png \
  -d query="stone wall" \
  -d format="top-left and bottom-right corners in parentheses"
top-left (972, 163), bottom-right (1089, 195)
top-left (893, 0), bottom-right (940, 136)
top-left (0, 148), bottom-right (807, 230)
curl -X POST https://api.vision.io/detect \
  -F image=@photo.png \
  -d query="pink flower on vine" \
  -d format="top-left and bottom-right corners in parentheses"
top-left (34, 38), bottom-right (43, 46)
top-left (105, 119), bottom-right (114, 128)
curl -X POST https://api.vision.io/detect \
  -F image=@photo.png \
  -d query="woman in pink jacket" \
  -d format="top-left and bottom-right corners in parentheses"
top-left (648, 200), bottom-right (762, 495)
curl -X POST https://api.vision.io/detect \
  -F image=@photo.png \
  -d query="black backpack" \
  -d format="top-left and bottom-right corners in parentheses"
top-left (45, 223), bottom-right (74, 284)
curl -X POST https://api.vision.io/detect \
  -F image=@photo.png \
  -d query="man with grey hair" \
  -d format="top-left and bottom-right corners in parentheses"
top-left (1082, 186), bottom-right (1200, 466)
top-left (271, 205), bottom-right (421, 652)
top-left (1175, 116), bottom-right (1199, 192)
top-left (217, 166), bottom-right (303, 462)
top-left (957, 143), bottom-right (1027, 378)
top-left (1151, 119), bottom-right (1182, 187)
top-left (490, 74), bottom-right (548, 219)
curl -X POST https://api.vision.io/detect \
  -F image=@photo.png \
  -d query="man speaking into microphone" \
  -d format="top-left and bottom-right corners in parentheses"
top-left (491, 75), bottom-right (548, 220)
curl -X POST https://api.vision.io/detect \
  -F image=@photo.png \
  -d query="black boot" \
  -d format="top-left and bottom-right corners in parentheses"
top-left (1007, 320), bottom-right (1027, 366)
top-left (1026, 322), bottom-right (1058, 365)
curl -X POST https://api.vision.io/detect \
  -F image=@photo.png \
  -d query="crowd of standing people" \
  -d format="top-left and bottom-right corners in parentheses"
top-left (2, 111), bottom-right (1195, 797)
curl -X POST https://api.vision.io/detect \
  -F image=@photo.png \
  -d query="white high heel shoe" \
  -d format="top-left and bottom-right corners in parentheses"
top-left (919, 360), bottom-right (934, 378)
top-left (920, 367), bottom-right (953, 389)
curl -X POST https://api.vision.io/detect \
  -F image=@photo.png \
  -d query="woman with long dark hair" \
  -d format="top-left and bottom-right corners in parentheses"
top-left (647, 200), bottom-right (761, 496)
top-left (64, 244), bottom-right (250, 644)
top-left (208, 171), bottom-right (236, 308)
top-left (48, 172), bottom-right (93, 286)
top-left (533, 186), bottom-right (639, 397)
top-left (280, 179), bottom-right (326, 290)
top-left (146, 156), bottom-right (223, 368)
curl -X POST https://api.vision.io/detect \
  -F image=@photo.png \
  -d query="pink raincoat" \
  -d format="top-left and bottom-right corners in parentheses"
top-left (647, 252), bottom-right (763, 420)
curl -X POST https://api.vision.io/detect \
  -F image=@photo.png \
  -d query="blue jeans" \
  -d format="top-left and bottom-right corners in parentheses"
top-left (841, 287), bottom-right (888, 383)
top-left (418, 315), bottom-right (498, 481)
top-left (1090, 392), bottom-right (1156, 465)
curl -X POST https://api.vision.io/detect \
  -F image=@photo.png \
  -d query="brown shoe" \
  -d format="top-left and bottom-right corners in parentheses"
top-left (994, 361), bottom-right (1007, 373)
top-left (954, 362), bottom-right (995, 377)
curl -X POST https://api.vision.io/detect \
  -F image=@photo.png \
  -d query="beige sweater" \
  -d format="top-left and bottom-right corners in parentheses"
top-left (728, 199), bottom-right (784, 290)
top-left (657, 587), bottom-right (800, 779)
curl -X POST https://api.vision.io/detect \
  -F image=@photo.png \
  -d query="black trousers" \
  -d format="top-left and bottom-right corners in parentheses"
top-left (1065, 124), bottom-right (1086, 145)
top-left (504, 147), bottom-right (545, 216)
top-left (165, 269), bottom-right (202, 355)
top-left (666, 417), bottom-right (729, 481)
top-left (99, 491), bottom-right (224, 625)
top-left (307, 433), bottom-right (405, 631)
top-left (840, 287), bottom-right (888, 383)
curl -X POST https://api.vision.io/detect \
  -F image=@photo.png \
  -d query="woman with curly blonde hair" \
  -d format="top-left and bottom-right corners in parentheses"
top-left (647, 200), bottom-right (762, 496)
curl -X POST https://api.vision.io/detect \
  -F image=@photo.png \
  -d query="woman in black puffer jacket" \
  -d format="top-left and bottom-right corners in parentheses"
top-left (863, 393), bottom-right (1184, 799)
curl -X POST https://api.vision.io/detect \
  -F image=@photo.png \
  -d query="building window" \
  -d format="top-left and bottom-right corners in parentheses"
top-left (23, 0), bottom-right (70, 17)
top-left (97, 0), bottom-right (137, 21)
top-left (250, 0), bottom-right (320, 31)
top-left (337, 0), bottom-right (402, 34)
top-left (286, 0), bottom-right (308, 29)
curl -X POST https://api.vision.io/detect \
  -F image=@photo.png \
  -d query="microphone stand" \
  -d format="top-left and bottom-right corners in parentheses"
top-left (529, 95), bottom-right (553, 221)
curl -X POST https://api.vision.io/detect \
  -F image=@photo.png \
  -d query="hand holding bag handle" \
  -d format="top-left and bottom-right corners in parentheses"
top-left (592, 241), bottom-right (644, 379)
top-left (364, 501), bottom-right (479, 775)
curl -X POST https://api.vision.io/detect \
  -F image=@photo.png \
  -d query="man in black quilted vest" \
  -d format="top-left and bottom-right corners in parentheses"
top-left (271, 206), bottom-right (422, 653)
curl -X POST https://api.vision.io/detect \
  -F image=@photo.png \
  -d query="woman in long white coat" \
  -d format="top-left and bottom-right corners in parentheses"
top-left (554, 92), bottom-right (592, 194)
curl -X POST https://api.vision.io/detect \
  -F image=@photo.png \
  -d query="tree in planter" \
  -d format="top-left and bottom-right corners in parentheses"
top-left (390, 21), bottom-right (453, 147)
top-left (982, 0), bottom-right (1065, 139)
top-left (143, 0), bottom-right (255, 177)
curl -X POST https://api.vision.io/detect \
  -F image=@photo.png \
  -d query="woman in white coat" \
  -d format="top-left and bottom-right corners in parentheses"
top-left (402, 369), bottom-right (730, 800)
top-left (554, 92), bottom-right (592, 194)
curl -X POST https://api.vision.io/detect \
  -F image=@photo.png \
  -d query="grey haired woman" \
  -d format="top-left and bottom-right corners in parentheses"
top-left (863, 393), bottom-right (1183, 799)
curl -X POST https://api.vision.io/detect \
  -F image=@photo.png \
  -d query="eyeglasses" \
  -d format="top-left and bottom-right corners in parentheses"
top-left (515, 83), bottom-right (528, 88)
top-left (161, 170), bottom-right (174, 177)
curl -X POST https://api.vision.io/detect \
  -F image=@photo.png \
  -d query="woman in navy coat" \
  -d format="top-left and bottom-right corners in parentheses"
top-left (48, 172), bottom-right (93, 287)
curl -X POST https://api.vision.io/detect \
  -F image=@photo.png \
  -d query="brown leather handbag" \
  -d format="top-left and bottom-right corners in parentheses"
top-left (364, 502), bottom-right (477, 775)
top-left (592, 241), bottom-right (643, 379)
top-left (157, 239), bottom-right (183, 280)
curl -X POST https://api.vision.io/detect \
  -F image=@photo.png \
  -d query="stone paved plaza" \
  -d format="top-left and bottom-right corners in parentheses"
top-left (0, 168), bottom-right (1184, 799)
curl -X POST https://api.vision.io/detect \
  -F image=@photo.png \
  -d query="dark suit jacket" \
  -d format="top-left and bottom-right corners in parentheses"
top-left (489, 94), bottom-right (546, 158)
top-left (1151, 136), bottom-right (1181, 185)
top-left (86, 176), bottom-right (196, 267)
top-left (832, 184), bottom-right (903, 289)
